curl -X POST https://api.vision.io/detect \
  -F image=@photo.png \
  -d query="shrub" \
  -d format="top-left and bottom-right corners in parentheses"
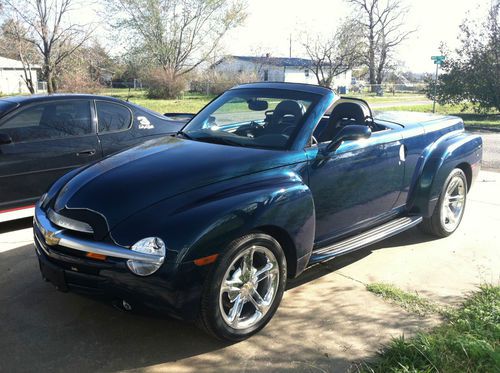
top-left (143, 68), bottom-right (187, 99)
top-left (58, 67), bottom-right (103, 94)
top-left (193, 70), bottom-right (259, 95)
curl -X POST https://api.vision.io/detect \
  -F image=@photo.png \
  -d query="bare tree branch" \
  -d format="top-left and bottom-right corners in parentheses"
top-left (3, 0), bottom-right (95, 93)
top-left (346, 0), bottom-right (415, 86)
top-left (302, 19), bottom-right (364, 87)
top-left (104, 0), bottom-right (247, 79)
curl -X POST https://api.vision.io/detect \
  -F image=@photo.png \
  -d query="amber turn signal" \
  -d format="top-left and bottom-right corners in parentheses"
top-left (86, 252), bottom-right (107, 261)
top-left (194, 254), bottom-right (219, 266)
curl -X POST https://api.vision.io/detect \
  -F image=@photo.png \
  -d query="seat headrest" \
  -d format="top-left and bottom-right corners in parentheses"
top-left (271, 100), bottom-right (305, 125)
top-left (329, 102), bottom-right (366, 125)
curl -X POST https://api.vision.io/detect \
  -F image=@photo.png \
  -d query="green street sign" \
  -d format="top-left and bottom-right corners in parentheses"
top-left (431, 55), bottom-right (446, 61)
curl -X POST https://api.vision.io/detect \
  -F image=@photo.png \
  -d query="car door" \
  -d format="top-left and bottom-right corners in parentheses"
top-left (96, 100), bottom-right (184, 157)
top-left (307, 129), bottom-right (405, 244)
top-left (0, 99), bottom-right (100, 210)
top-left (95, 100), bottom-right (138, 157)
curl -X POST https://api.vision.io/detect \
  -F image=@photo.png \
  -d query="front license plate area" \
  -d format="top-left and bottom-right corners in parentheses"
top-left (40, 260), bottom-right (69, 292)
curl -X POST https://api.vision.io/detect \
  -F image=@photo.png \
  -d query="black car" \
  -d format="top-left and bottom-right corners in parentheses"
top-left (0, 94), bottom-right (186, 221)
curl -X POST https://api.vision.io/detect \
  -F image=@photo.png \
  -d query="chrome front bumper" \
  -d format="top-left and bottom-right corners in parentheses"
top-left (34, 205), bottom-right (163, 265)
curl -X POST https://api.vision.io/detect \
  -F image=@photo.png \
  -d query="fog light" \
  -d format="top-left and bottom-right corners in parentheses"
top-left (127, 237), bottom-right (166, 276)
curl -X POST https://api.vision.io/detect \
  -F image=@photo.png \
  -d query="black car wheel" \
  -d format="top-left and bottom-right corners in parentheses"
top-left (419, 168), bottom-right (468, 237)
top-left (198, 233), bottom-right (287, 341)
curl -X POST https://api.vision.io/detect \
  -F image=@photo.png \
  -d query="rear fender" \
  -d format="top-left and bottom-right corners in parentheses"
top-left (408, 132), bottom-right (482, 217)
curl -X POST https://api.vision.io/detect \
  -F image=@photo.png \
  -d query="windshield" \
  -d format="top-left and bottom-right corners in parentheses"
top-left (183, 88), bottom-right (320, 150)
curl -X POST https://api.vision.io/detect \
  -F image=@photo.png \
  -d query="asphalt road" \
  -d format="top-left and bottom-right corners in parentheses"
top-left (0, 170), bottom-right (499, 373)
top-left (479, 130), bottom-right (500, 170)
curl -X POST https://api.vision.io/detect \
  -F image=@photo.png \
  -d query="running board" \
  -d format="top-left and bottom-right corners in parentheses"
top-left (309, 216), bottom-right (423, 264)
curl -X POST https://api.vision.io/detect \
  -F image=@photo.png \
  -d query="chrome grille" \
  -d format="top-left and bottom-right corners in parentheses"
top-left (47, 209), bottom-right (94, 234)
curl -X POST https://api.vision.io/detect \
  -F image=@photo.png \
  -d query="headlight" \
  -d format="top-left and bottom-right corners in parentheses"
top-left (127, 237), bottom-right (166, 276)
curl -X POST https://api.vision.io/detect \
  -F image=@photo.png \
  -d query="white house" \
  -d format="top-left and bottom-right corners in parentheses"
top-left (212, 55), bottom-right (352, 90)
top-left (0, 56), bottom-right (41, 94)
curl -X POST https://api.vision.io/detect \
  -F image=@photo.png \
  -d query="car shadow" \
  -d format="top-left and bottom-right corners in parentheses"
top-left (288, 226), bottom-right (438, 290)
top-left (0, 224), bottom-right (437, 372)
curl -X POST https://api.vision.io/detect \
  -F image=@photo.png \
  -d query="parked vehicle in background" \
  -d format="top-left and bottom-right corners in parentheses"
top-left (0, 94), bottom-right (187, 222)
top-left (33, 83), bottom-right (482, 341)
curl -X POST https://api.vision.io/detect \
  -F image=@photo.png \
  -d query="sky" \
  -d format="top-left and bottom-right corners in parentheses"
top-left (78, 0), bottom-right (491, 74)
top-left (221, 0), bottom-right (490, 73)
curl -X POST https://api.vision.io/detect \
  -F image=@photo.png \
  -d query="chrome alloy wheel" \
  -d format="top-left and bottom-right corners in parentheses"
top-left (219, 245), bottom-right (279, 330)
top-left (441, 175), bottom-right (466, 232)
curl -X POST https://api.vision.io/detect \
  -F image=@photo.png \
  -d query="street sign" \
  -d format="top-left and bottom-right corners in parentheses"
top-left (431, 55), bottom-right (446, 65)
top-left (431, 56), bottom-right (446, 113)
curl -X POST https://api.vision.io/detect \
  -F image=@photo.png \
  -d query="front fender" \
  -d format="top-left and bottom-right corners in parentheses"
top-left (109, 165), bottom-right (315, 276)
top-left (408, 131), bottom-right (482, 217)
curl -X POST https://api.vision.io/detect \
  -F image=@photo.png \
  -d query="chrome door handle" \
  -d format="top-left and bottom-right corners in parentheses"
top-left (76, 149), bottom-right (96, 157)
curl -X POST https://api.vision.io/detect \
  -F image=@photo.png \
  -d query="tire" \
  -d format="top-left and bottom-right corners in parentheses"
top-left (197, 233), bottom-right (287, 341)
top-left (419, 168), bottom-right (468, 237)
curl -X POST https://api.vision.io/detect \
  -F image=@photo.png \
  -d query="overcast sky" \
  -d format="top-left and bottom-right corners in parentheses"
top-left (220, 0), bottom-right (489, 73)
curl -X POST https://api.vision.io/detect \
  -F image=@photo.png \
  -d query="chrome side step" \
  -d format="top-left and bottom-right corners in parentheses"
top-left (309, 216), bottom-right (423, 264)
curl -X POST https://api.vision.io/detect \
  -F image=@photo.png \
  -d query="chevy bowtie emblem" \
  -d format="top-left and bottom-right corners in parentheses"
top-left (44, 231), bottom-right (61, 246)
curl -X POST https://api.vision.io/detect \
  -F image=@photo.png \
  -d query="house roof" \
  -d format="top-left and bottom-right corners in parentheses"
top-left (218, 55), bottom-right (313, 68)
top-left (0, 56), bottom-right (41, 69)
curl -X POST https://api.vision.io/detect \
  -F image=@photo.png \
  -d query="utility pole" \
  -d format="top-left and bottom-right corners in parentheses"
top-left (431, 55), bottom-right (445, 113)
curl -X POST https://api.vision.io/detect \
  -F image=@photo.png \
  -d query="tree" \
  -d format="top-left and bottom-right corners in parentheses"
top-left (0, 19), bottom-right (40, 93)
top-left (303, 20), bottom-right (364, 87)
top-left (57, 41), bottom-right (116, 93)
top-left (3, 0), bottom-right (94, 93)
top-left (347, 0), bottom-right (414, 87)
top-left (428, 1), bottom-right (500, 112)
top-left (105, 0), bottom-right (247, 81)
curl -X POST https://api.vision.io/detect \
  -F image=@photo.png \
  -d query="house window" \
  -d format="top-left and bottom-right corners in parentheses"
top-left (305, 69), bottom-right (310, 77)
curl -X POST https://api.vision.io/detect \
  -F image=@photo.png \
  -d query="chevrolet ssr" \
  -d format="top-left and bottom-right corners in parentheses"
top-left (33, 83), bottom-right (482, 341)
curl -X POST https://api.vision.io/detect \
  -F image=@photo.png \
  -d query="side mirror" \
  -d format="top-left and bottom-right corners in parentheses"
top-left (326, 125), bottom-right (371, 152)
top-left (0, 133), bottom-right (12, 145)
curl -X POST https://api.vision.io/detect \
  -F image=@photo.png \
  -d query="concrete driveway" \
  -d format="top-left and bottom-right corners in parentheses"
top-left (0, 170), bottom-right (499, 373)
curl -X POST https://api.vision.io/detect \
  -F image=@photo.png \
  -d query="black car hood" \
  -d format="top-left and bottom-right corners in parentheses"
top-left (54, 136), bottom-right (305, 232)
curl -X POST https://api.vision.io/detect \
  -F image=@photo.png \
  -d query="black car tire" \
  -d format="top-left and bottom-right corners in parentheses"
top-left (419, 168), bottom-right (468, 237)
top-left (197, 233), bottom-right (287, 341)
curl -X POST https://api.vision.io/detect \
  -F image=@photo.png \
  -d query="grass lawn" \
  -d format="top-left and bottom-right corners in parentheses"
top-left (101, 89), bottom-right (215, 114)
top-left (378, 103), bottom-right (500, 128)
top-left (102, 88), bottom-right (430, 114)
top-left (116, 89), bottom-right (498, 129)
top-left (350, 93), bottom-right (427, 104)
top-left (362, 284), bottom-right (500, 373)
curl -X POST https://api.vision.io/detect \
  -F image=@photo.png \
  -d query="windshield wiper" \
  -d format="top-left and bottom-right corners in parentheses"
top-left (193, 136), bottom-right (245, 147)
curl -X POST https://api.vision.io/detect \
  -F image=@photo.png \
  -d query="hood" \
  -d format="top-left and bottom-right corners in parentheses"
top-left (53, 136), bottom-right (306, 232)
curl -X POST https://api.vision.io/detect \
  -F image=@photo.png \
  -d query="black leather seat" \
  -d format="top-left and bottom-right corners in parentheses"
top-left (317, 102), bottom-right (366, 143)
top-left (266, 100), bottom-right (305, 134)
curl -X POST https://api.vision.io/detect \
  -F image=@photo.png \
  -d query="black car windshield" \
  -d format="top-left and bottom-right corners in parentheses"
top-left (182, 88), bottom-right (320, 150)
